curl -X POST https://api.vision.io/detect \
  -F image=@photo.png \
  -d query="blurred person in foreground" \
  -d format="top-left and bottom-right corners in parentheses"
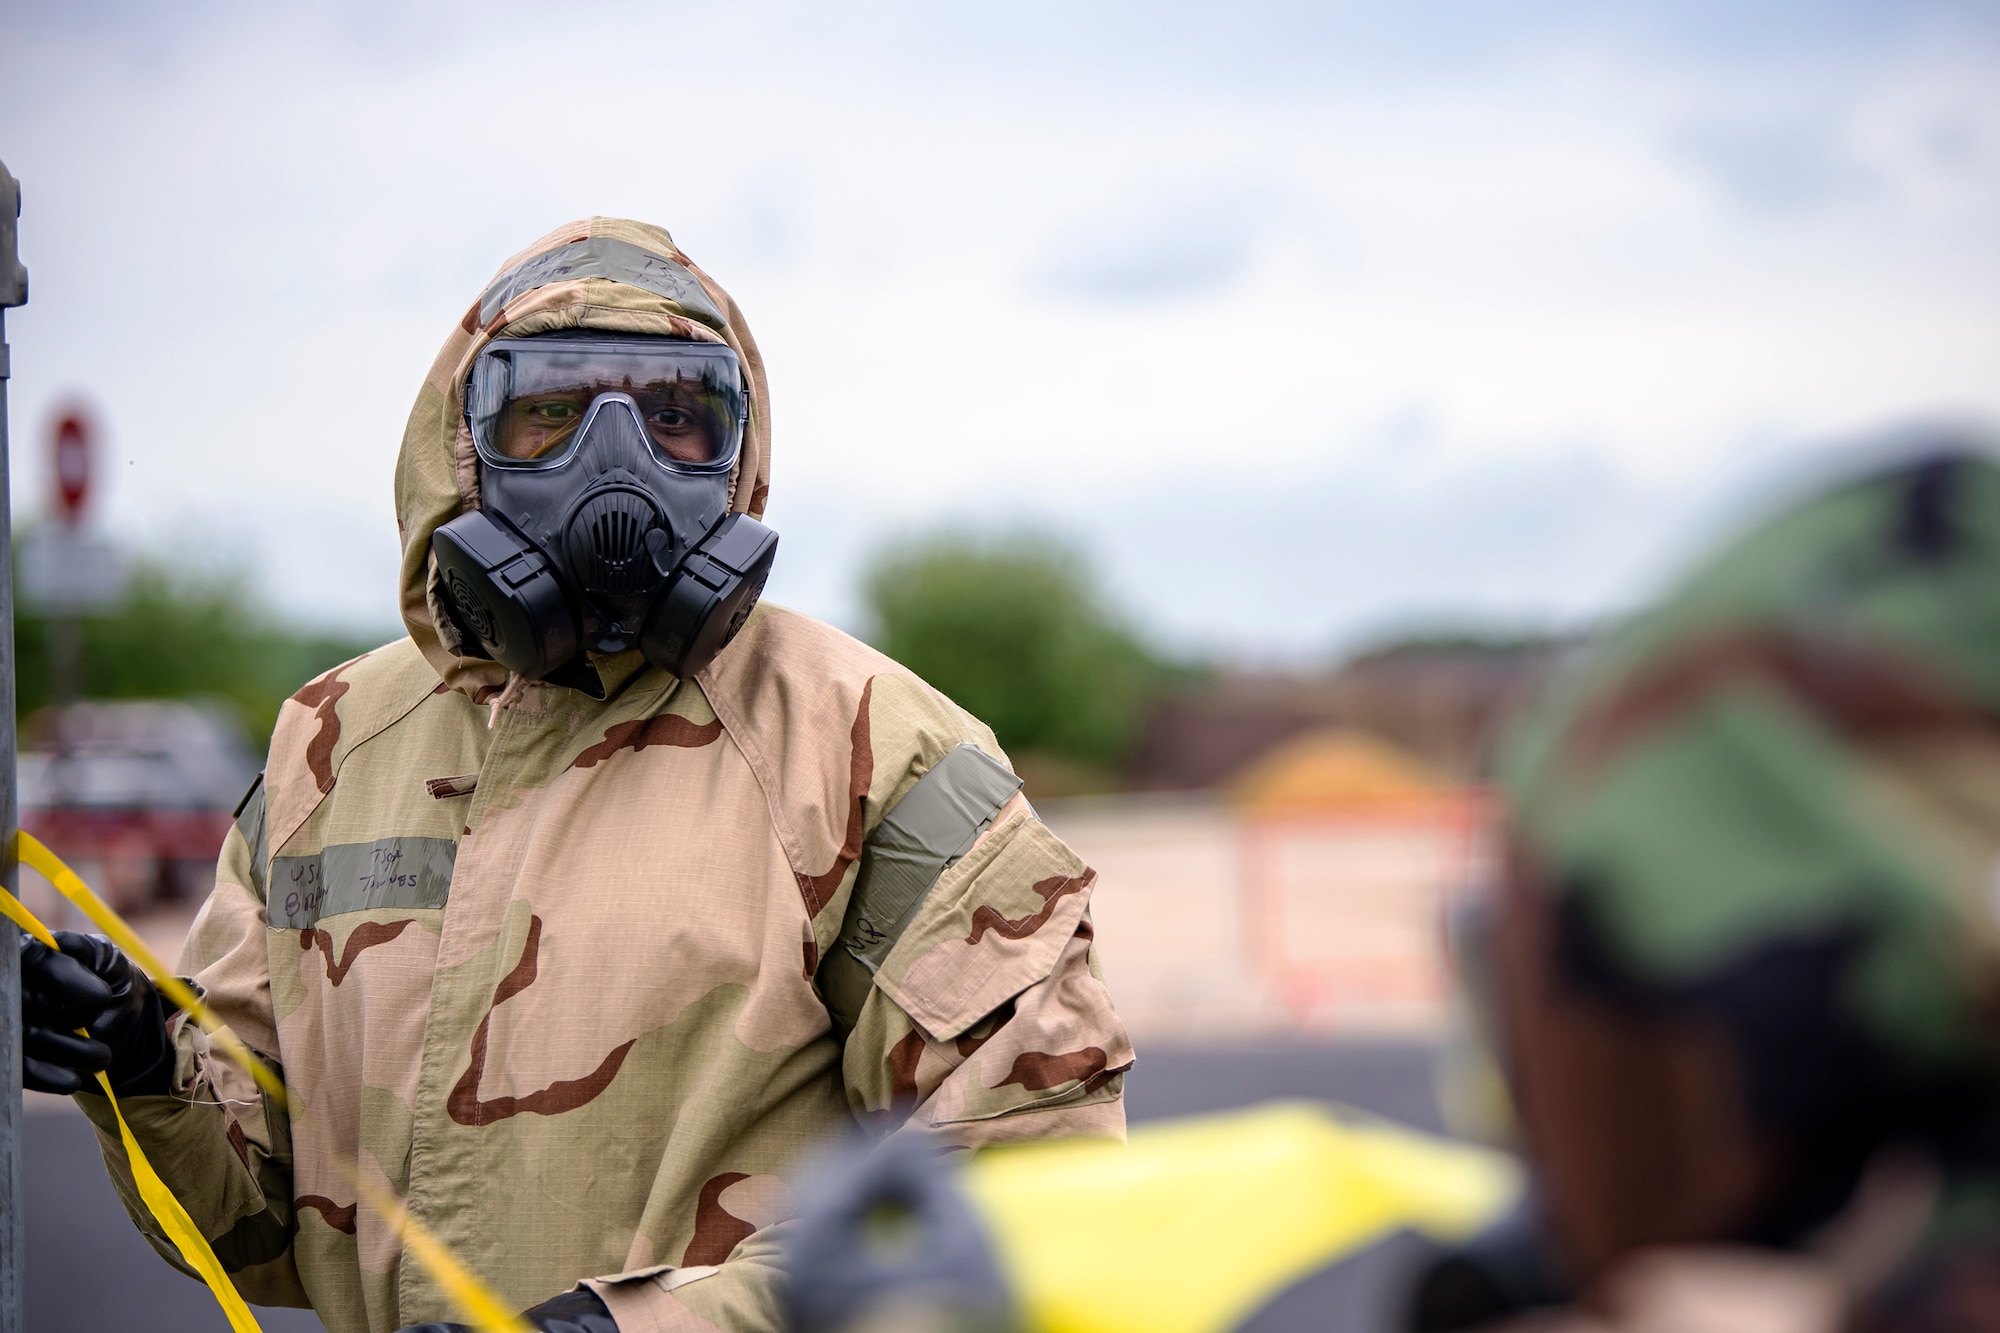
top-left (17, 218), bottom-right (1130, 1333)
top-left (1419, 442), bottom-right (2000, 1332)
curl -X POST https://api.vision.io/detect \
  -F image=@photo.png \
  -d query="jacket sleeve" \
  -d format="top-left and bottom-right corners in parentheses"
top-left (841, 793), bottom-right (1132, 1148)
top-left (580, 811), bottom-right (1128, 1333)
top-left (578, 804), bottom-right (1131, 1333)
top-left (71, 804), bottom-right (310, 1308)
top-left (581, 1226), bottom-right (790, 1332)
top-left (574, 654), bottom-right (1132, 1333)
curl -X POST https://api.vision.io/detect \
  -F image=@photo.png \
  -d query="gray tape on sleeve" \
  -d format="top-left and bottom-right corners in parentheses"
top-left (478, 237), bottom-right (724, 329)
top-left (818, 744), bottom-right (1024, 1035)
top-left (232, 771), bottom-right (268, 904)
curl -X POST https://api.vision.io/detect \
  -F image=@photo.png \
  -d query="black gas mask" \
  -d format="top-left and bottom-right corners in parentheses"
top-left (431, 333), bottom-right (777, 684)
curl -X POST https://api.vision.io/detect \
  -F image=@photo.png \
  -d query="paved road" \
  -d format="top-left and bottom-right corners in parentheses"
top-left (24, 1098), bottom-right (325, 1332)
top-left (24, 1039), bottom-right (1446, 1332)
top-left (1124, 1037), bottom-right (1446, 1132)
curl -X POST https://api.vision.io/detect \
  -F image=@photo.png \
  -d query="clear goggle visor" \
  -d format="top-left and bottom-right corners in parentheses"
top-left (465, 336), bottom-right (746, 469)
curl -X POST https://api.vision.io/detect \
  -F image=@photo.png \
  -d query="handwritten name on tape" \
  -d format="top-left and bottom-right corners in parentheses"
top-left (268, 836), bottom-right (457, 930)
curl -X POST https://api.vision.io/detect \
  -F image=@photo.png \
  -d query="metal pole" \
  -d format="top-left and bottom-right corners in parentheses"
top-left (0, 157), bottom-right (30, 1333)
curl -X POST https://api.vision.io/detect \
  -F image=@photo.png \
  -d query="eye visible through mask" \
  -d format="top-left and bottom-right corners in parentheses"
top-left (465, 335), bottom-right (746, 469)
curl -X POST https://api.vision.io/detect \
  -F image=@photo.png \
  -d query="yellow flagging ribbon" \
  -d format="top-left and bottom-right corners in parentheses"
top-left (0, 871), bottom-right (264, 1332)
top-left (5, 832), bottom-right (532, 1333)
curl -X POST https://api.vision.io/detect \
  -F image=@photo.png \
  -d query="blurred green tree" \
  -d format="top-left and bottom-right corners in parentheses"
top-left (15, 554), bottom-right (385, 748)
top-left (863, 533), bottom-right (1170, 784)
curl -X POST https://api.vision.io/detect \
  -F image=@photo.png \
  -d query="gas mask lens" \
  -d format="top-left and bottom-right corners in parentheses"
top-left (466, 336), bottom-right (745, 469)
top-left (438, 329), bottom-right (776, 683)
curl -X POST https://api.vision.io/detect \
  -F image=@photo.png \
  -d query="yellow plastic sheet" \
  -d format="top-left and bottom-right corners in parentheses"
top-left (962, 1101), bottom-right (1519, 1333)
top-left (6, 834), bottom-right (533, 1333)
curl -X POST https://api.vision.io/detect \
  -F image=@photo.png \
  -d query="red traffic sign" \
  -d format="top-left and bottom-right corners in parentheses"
top-left (53, 410), bottom-right (90, 525)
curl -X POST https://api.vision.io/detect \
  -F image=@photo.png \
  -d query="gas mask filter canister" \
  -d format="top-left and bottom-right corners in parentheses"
top-left (431, 333), bottom-right (777, 682)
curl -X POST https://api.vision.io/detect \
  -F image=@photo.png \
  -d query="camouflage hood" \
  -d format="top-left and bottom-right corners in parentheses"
top-left (393, 218), bottom-right (773, 699)
top-left (1494, 443), bottom-right (2000, 1279)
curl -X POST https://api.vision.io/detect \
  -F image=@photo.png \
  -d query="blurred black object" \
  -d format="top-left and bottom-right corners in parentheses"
top-left (784, 1133), bottom-right (1017, 1333)
top-left (1405, 1199), bottom-right (1568, 1332)
top-left (396, 1286), bottom-right (618, 1333)
top-left (1234, 1231), bottom-right (1440, 1333)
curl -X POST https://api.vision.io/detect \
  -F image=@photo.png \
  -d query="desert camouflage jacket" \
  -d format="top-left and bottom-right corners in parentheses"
top-left (75, 218), bottom-right (1131, 1333)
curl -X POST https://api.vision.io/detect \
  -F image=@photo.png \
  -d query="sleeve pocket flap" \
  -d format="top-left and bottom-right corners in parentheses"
top-left (874, 817), bottom-right (1095, 1042)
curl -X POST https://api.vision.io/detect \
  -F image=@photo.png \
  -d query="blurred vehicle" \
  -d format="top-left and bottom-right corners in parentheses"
top-left (17, 700), bottom-right (258, 915)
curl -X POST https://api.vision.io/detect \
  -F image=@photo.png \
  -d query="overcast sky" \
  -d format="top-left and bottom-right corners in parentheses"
top-left (4, 0), bottom-right (1998, 660)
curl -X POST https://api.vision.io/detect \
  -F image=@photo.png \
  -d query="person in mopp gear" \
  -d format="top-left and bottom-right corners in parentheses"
top-left (1413, 443), bottom-right (2000, 1332)
top-left (18, 218), bottom-right (1131, 1333)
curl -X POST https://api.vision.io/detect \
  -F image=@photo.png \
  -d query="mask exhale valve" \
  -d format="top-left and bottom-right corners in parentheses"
top-left (430, 334), bottom-right (776, 682)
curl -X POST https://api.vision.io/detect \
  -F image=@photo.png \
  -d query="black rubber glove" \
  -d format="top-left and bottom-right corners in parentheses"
top-left (397, 1287), bottom-right (619, 1333)
top-left (19, 930), bottom-right (174, 1097)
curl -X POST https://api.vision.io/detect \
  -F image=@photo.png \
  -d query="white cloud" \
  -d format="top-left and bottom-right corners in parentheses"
top-left (1, 0), bottom-right (1996, 656)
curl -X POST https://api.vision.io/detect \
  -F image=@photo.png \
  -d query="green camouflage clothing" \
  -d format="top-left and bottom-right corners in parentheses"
top-left (74, 217), bottom-right (1131, 1333)
top-left (1495, 448), bottom-right (2000, 1324)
